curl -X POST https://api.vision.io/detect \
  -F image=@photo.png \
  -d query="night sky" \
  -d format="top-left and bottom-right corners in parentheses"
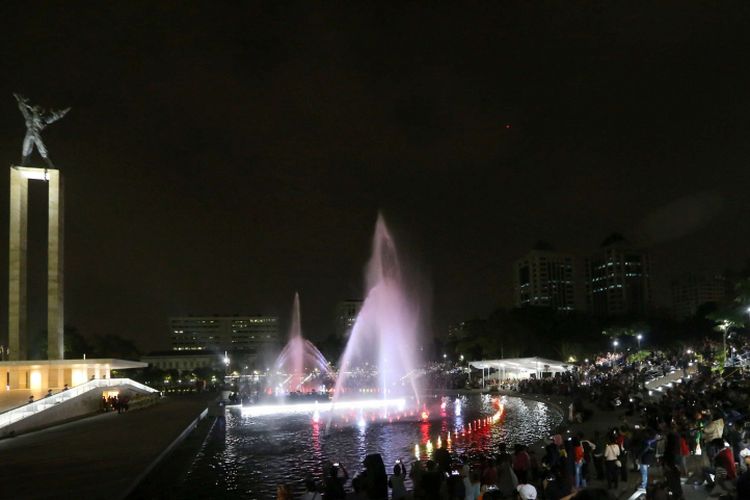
top-left (1, 3), bottom-right (750, 352)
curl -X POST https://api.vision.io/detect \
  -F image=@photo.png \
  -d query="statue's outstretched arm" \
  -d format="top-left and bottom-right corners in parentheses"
top-left (45, 107), bottom-right (70, 125)
top-left (14, 93), bottom-right (31, 119)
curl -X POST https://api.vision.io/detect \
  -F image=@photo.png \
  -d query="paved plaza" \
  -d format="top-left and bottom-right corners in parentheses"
top-left (0, 393), bottom-right (213, 499)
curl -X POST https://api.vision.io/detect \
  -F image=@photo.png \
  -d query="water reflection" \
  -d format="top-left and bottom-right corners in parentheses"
top-left (180, 394), bottom-right (561, 499)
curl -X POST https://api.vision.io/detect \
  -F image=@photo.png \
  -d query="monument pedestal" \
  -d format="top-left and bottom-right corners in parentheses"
top-left (8, 166), bottom-right (64, 361)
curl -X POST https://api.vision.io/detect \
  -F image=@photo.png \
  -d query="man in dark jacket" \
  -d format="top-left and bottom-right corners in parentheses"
top-left (638, 433), bottom-right (657, 490)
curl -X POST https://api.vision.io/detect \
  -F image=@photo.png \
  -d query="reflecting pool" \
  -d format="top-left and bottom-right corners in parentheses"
top-left (179, 394), bottom-right (562, 499)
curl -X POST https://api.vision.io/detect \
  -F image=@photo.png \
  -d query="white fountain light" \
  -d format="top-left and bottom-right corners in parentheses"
top-left (239, 397), bottom-right (407, 417)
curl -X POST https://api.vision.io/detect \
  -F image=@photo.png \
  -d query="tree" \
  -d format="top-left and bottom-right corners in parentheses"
top-left (601, 322), bottom-right (648, 340)
top-left (91, 334), bottom-right (140, 359)
top-left (65, 326), bottom-right (93, 358)
top-left (29, 325), bottom-right (93, 359)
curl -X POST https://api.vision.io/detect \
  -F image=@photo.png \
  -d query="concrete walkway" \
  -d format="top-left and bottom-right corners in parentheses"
top-left (0, 393), bottom-right (214, 500)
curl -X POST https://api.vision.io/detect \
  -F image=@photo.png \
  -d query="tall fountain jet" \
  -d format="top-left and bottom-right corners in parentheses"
top-left (334, 214), bottom-right (422, 403)
top-left (274, 293), bottom-right (332, 393)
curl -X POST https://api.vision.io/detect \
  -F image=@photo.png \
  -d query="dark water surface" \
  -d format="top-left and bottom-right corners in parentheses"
top-left (180, 394), bottom-right (562, 499)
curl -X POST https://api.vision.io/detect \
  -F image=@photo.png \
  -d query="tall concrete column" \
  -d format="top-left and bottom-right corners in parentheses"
top-left (8, 166), bottom-right (64, 361)
top-left (8, 168), bottom-right (28, 361)
top-left (47, 170), bottom-right (64, 360)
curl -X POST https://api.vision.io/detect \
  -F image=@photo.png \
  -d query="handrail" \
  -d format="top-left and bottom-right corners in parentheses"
top-left (0, 378), bottom-right (158, 431)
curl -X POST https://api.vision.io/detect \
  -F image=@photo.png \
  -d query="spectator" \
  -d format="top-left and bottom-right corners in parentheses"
top-left (388, 463), bottom-right (406, 500)
top-left (324, 464), bottom-right (347, 500)
top-left (637, 432), bottom-right (656, 490)
top-left (463, 468), bottom-right (480, 500)
top-left (276, 484), bottom-right (292, 500)
top-left (516, 483), bottom-right (537, 500)
top-left (300, 476), bottom-right (320, 500)
top-left (496, 455), bottom-right (518, 498)
top-left (603, 436), bottom-right (621, 490)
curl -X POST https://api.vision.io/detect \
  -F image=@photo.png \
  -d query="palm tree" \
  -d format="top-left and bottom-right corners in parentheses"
top-left (707, 308), bottom-right (744, 366)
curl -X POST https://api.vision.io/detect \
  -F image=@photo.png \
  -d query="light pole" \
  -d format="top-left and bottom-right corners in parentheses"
top-left (223, 351), bottom-right (231, 378)
top-left (720, 321), bottom-right (729, 366)
top-left (612, 339), bottom-right (619, 353)
top-left (636, 333), bottom-right (643, 350)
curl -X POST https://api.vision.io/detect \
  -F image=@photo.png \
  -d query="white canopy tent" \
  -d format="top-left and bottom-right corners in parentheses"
top-left (468, 357), bottom-right (570, 386)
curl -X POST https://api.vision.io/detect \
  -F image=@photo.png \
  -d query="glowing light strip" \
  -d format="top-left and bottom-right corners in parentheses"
top-left (240, 398), bottom-right (407, 417)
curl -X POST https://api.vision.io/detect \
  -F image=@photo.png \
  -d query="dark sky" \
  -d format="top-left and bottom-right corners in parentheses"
top-left (1, 3), bottom-right (750, 352)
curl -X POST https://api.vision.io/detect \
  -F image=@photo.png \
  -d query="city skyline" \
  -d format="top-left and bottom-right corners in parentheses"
top-left (1, 3), bottom-right (749, 352)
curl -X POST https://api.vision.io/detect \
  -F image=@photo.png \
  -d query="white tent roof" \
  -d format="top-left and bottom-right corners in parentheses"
top-left (468, 356), bottom-right (569, 373)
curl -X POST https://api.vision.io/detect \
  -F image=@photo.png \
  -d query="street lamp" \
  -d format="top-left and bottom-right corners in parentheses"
top-left (719, 321), bottom-right (730, 365)
top-left (612, 339), bottom-right (619, 353)
top-left (636, 333), bottom-right (643, 350)
top-left (223, 351), bottom-right (231, 378)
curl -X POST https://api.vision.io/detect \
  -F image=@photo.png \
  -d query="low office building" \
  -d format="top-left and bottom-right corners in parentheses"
top-left (141, 350), bottom-right (222, 372)
top-left (169, 315), bottom-right (279, 352)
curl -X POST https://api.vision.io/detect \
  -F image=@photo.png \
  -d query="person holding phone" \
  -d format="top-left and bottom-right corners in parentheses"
top-left (388, 462), bottom-right (407, 499)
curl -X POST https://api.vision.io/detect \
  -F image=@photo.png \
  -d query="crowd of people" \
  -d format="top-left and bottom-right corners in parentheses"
top-left (515, 337), bottom-right (750, 499)
top-left (278, 438), bottom-right (620, 500)
top-left (101, 394), bottom-right (130, 413)
top-left (273, 335), bottom-right (750, 499)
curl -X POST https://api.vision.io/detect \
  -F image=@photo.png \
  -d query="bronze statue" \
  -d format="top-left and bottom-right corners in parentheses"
top-left (14, 93), bottom-right (70, 168)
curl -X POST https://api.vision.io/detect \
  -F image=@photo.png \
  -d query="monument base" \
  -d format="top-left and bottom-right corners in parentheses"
top-left (0, 358), bottom-right (146, 391)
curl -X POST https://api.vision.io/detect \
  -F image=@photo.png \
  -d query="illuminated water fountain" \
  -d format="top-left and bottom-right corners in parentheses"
top-left (333, 214), bottom-right (422, 405)
top-left (272, 293), bottom-right (334, 393)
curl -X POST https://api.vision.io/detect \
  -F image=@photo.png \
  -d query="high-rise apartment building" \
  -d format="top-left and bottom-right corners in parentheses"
top-left (513, 246), bottom-right (577, 311)
top-left (170, 315), bottom-right (279, 352)
top-left (671, 273), bottom-right (730, 320)
top-left (585, 234), bottom-right (651, 317)
top-left (334, 300), bottom-right (363, 338)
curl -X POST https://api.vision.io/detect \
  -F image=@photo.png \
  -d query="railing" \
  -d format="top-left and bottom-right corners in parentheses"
top-left (644, 366), bottom-right (696, 395)
top-left (0, 378), bottom-right (158, 431)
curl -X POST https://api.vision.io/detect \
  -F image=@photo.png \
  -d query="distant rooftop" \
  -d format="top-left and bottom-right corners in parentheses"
top-left (143, 350), bottom-right (219, 357)
top-left (600, 232), bottom-right (629, 247)
top-left (532, 240), bottom-right (555, 251)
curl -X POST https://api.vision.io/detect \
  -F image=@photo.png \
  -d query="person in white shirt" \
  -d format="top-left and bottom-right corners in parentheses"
top-left (604, 436), bottom-right (622, 490)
